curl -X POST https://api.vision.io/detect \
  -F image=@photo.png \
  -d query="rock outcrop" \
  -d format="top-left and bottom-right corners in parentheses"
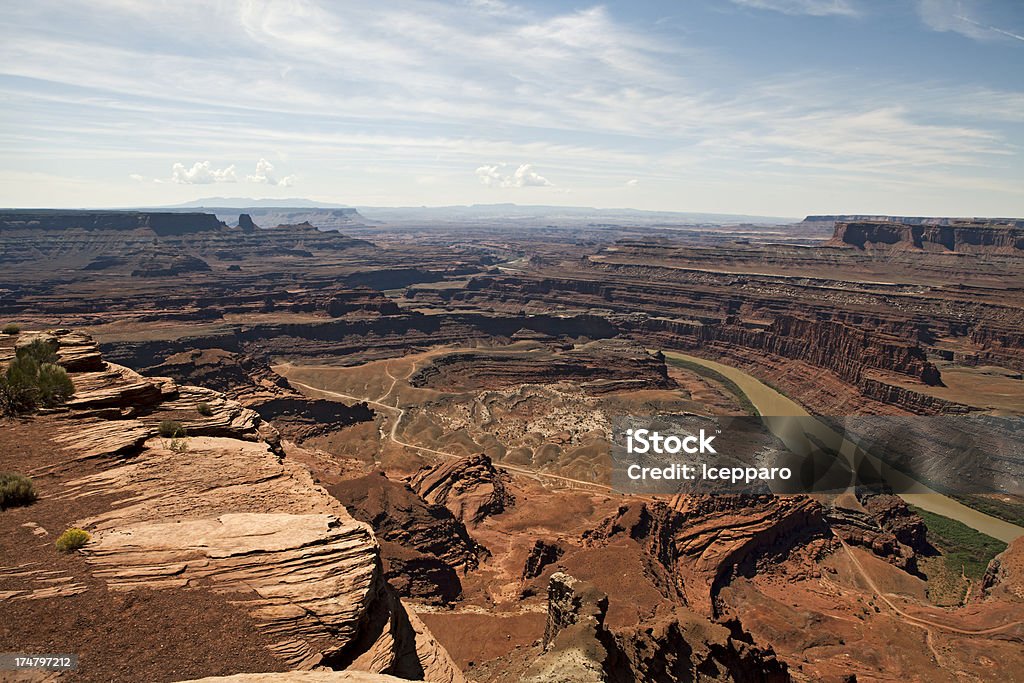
top-left (409, 454), bottom-right (514, 526)
top-left (523, 572), bottom-right (790, 683)
top-left (522, 540), bottom-right (564, 580)
top-left (328, 472), bottom-right (485, 604)
top-left (828, 219), bottom-right (1024, 254)
top-left (408, 338), bottom-right (673, 394)
top-left (584, 496), bottom-right (833, 617)
top-left (0, 210), bottom-right (226, 235)
top-left (179, 672), bottom-right (408, 682)
top-left (0, 329), bottom-right (463, 681)
top-left (856, 491), bottom-right (929, 553)
top-left (825, 505), bottom-right (919, 574)
top-left (983, 536), bottom-right (1024, 602)
top-left (522, 572), bottom-right (617, 682)
top-left (239, 213), bottom-right (258, 233)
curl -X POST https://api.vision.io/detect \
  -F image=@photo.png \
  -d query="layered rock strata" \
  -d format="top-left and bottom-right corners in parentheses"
top-left (0, 329), bottom-right (463, 681)
top-left (409, 454), bottom-right (514, 526)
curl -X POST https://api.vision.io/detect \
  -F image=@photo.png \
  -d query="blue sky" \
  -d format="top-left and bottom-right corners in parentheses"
top-left (1, 0), bottom-right (1022, 216)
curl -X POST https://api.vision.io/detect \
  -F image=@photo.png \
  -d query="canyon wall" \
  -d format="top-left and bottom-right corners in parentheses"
top-left (0, 210), bottom-right (226, 236)
top-left (828, 220), bottom-right (1024, 254)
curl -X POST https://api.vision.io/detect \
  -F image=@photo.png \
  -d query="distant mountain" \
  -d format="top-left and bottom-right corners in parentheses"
top-left (135, 200), bottom-right (796, 229)
top-left (355, 204), bottom-right (795, 225)
top-left (156, 197), bottom-right (351, 209)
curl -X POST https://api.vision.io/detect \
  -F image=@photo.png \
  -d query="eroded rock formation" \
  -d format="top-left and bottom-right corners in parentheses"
top-left (409, 454), bottom-right (514, 526)
top-left (409, 338), bottom-right (673, 394)
top-left (828, 219), bottom-right (1024, 254)
top-left (523, 572), bottom-right (790, 683)
top-left (584, 496), bottom-right (833, 617)
top-left (983, 536), bottom-right (1024, 602)
top-left (328, 472), bottom-right (485, 604)
top-left (0, 329), bottom-right (463, 681)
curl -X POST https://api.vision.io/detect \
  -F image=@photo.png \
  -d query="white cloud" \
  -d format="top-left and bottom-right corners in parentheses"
top-left (916, 0), bottom-right (1024, 42)
top-left (476, 163), bottom-right (553, 188)
top-left (171, 161), bottom-right (237, 184)
top-left (0, 0), bottom-right (1021, 214)
top-left (730, 0), bottom-right (859, 17)
top-left (128, 173), bottom-right (144, 181)
top-left (247, 157), bottom-right (296, 186)
top-left (625, 178), bottom-right (639, 187)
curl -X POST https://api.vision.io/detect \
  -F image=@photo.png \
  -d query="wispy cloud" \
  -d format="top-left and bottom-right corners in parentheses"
top-left (916, 0), bottom-right (1024, 42)
top-left (0, 0), bottom-right (1020, 214)
top-left (729, 0), bottom-right (859, 17)
top-left (954, 13), bottom-right (1024, 42)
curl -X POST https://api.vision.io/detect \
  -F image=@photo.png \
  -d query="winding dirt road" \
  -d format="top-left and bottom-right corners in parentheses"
top-left (284, 368), bottom-right (612, 493)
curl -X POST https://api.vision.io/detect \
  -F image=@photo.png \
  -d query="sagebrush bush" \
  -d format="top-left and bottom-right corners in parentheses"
top-left (55, 527), bottom-right (90, 552)
top-left (158, 420), bottom-right (187, 438)
top-left (196, 402), bottom-right (213, 416)
top-left (16, 338), bottom-right (59, 365)
top-left (0, 353), bottom-right (75, 415)
top-left (1, 323), bottom-right (19, 335)
top-left (36, 363), bottom-right (75, 407)
top-left (0, 472), bottom-right (37, 509)
top-left (1, 356), bottom-right (41, 415)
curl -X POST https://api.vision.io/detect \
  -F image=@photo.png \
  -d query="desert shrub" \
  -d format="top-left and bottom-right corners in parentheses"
top-left (55, 527), bottom-right (91, 552)
top-left (36, 363), bottom-right (75, 407)
top-left (169, 438), bottom-right (189, 453)
top-left (1, 323), bottom-right (19, 335)
top-left (0, 473), bottom-right (37, 509)
top-left (0, 379), bottom-right (35, 415)
top-left (15, 338), bottom-right (59, 365)
top-left (0, 354), bottom-right (75, 415)
top-left (196, 402), bottom-right (213, 416)
top-left (158, 420), bottom-right (187, 438)
top-left (0, 356), bottom-right (41, 414)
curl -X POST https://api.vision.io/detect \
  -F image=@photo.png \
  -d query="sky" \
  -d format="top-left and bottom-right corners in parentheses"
top-left (1, 0), bottom-right (1022, 217)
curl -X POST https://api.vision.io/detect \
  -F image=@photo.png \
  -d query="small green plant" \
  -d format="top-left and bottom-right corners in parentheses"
top-left (36, 363), bottom-right (75, 406)
top-left (169, 438), bottom-right (189, 453)
top-left (0, 354), bottom-right (74, 415)
top-left (0, 472), bottom-right (37, 509)
top-left (16, 338), bottom-right (59, 365)
top-left (0, 365), bottom-right (37, 415)
top-left (1, 323), bottom-right (19, 335)
top-left (55, 527), bottom-right (90, 552)
top-left (196, 402), bottom-right (213, 417)
top-left (158, 420), bottom-right (187, 438)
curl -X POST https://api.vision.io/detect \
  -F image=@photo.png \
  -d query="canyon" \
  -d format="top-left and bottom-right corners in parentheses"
top-left (2, 211), bottom-right (1023, 681)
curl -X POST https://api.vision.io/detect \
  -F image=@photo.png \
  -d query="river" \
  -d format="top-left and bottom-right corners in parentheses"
top-left (661, 350), bottom-right (1024, 544)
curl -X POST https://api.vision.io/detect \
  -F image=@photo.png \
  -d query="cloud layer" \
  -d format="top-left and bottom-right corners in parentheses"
top-left (0, 0), bottom-right (1020, 214)
top-left (730, 0), bottom-right (859, 17)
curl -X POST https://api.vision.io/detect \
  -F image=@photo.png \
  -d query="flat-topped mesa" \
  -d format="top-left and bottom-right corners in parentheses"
top-left (408, 338), bottom-right (674, 394)
top-left (826, 219), bottom-right (1024, 254)
top-left (0, 210), bottom-right (226, 236)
